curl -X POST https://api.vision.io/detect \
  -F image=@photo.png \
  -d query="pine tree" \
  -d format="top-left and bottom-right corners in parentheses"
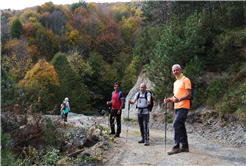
top-left (145, 14), bottom-right (206, 101)
top-left (140, 1), bottom-right (153, 26)
top-left (70, 0), bottom-right (87, 12)
top-left (133, 26), bottom-right (165, 74)
top-left (1, 128), bottom-right (16, 166)
top-left (10, 17), bottom-right (23, 39)
top-left (140, 1), bottom-right (176, 27)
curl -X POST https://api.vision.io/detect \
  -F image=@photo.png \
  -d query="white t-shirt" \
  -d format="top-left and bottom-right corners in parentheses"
top-left (134, 91), bottom-right (151, 114)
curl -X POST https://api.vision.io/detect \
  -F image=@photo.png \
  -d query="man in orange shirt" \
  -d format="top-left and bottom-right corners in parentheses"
top-left (164, 64), bottom-right (192, 155)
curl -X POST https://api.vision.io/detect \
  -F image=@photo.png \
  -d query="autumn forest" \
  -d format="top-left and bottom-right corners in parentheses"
top-left (2, 1), bottom-right (246, 119)
top-left (1, 1), bottom-right (142, 114)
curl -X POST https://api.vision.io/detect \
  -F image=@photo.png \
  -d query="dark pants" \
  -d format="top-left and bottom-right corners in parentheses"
top-left (138, 113), bottom-right (149, 140)
top-left (110, 109), bottom-right (121, 134)
top-left (173, 108), bottom-right (189, 149)
top-left (62, 113), bottom-right (68, 122)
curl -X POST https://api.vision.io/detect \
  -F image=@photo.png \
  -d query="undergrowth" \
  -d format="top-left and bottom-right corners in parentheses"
top-left (123, 117), bottom-right (136, 122)
top-left (193, 62), bottom-right (246, 125)
top-left (1, 106), bottom-right (108, 166)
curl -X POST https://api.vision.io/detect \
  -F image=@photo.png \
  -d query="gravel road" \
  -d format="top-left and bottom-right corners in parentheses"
top-left (101, 125), bottom-right (246, 166)
top-left (66, 113), bottom-right (246, 166)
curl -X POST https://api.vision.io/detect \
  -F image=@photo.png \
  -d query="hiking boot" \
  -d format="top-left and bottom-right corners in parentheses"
top-left (114, 133), bottom-right (120, 138)
top-left (167, 148), bottom-right (181, 155)
top-left (180, 148), bottom-right (189, 152)
top-left (138, 138), bottom-right (144, 143)
top-left (144, 139), bottom-right (149, 146)
top-left (108, 132), bottom-right (115, 135)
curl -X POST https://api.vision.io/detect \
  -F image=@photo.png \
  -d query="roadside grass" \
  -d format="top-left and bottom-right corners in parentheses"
top-left (123, 117), bottom-right (137, 122)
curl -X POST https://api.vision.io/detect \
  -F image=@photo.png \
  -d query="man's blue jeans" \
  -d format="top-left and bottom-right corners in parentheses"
top-left (173, 108), bottom-right (189, 149)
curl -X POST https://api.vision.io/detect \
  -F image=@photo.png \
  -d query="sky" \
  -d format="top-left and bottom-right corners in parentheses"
top-left (0, 0), bottom-right (132, 10)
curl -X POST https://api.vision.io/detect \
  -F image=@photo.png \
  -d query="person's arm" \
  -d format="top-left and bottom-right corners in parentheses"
top-left (67, 102), bottom-right (70, 111)
top-left (106, 101), bottom-right (112, 105)
top-left (164, 97), bottom-right (174, 103)
top-left (147, 92), bottom-right (151, 105)
top-left (147, 97), bottom-right (151, 105)
top-left (173, 89), bottom-right (191, 103)
top-left (128, 99), bottom-right (137, 104)
top-left (120, 98), bottom-right (124, 110)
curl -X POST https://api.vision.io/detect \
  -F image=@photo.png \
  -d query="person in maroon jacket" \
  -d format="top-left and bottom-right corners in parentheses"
top-left (106, 82), bottom-right (124, 138)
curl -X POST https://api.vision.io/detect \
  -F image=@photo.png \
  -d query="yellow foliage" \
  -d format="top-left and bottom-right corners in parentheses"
top-left (4, 38), bottom-right (34, 81)
top-left (120, 17), bottom-right (137, 42)
top-left (87, 2), bottom-right (98, 14)
top-left (20, 9), bottom-right (39, 23)
top-left (68, 52), bottom-right (93, 77)
top-left (20, 60), bottom-right (60, 88)
top-left (28, 17), bottom-right (39, 23)
top-left (67, 30), bottom-right (80, 46)
top-left (135, 9), bottom-right (142, 17)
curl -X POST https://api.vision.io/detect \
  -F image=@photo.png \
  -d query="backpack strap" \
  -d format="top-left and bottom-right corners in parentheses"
top-left (137, 91), bottom-right (140, 100)
top-left (111, 91), bottom-right (114, 102)
top-left (117, 91), bottom-right (122, 102)
top-left (144, 90), bottom-right (148, 101)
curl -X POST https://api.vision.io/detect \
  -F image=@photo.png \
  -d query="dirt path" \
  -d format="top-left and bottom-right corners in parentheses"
top-left (101, 125), bottom-right (246, 166)
top-left (67, 115), bottom-right (246, 166)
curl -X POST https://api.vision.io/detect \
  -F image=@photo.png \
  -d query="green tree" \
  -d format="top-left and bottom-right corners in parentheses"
top-left (1, 128), bottom-right (16, 166)
top-left (121, 62), bottom-right (137, 94)
top-left (145, 14), bottom-right (206, 101)
top-left (84, 52), bottom-right (107, 106)
top-left (10, 17), bottom-right (23, 39)
top-left (140, 1), bottom-right (153, 26)
top-left (1, 56), bottom-right (23, 112)
top-left (111, 52), bottom-right (132, 79)
top-left (133, 26), bottom-right (165, 74)
top-left (70, 0), bottom-right (87, 12)
top-left (67, 52), bottom-right (93, 80)
top-left (84, 52), bottom-right (118, 107)
top-left (50, 52), bottom-right (90, 113)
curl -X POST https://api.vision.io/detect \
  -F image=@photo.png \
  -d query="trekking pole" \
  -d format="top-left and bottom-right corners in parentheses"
top-left (164, 96), bottom-right (167, 153)
top-left (108, 107), bottom-right (111, 129)
top-left (147, 113), bottom-right (149, 144)
top-left (126, 103), bottom-right (130, 142)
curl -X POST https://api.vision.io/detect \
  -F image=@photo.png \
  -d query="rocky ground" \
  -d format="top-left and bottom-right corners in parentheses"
top-left (65, 112), bottom-right (246, 166)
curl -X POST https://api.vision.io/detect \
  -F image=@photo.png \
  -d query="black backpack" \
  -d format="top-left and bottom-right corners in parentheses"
top-left (136, 90), bottom-right (154, 112)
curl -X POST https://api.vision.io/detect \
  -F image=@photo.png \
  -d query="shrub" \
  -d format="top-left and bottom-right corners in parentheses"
top-left (123, 117), bottom-right (136, 122)
top-left (212, 33), bottom-right (237, 68)
top-left (204, 77), bottom-right (229, 108)
top-left (164, 113), bottom-right (172, 123)
top-left (1, 128), bottom-right (16, 166)
top-left (43, 117), bottom-right (64, 149)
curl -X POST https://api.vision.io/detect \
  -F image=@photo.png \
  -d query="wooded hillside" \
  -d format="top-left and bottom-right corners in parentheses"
top-left (1, 1), bottom-right (141, 114)
top-left (2, 1), bottom-right (246, 122)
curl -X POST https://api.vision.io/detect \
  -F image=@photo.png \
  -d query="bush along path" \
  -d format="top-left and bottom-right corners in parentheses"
top-left (67, 113), bottom-right (246, 166)
top-left (1, 110), bottom-right (110, 166)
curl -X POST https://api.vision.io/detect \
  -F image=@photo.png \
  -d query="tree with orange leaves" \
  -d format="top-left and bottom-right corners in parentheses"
top-left (22, 23), bottom-right (36, 38)
top-left (93, 20), bottom-right (125, 63)
top-left (19, 60), bottom-right (60, 113)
